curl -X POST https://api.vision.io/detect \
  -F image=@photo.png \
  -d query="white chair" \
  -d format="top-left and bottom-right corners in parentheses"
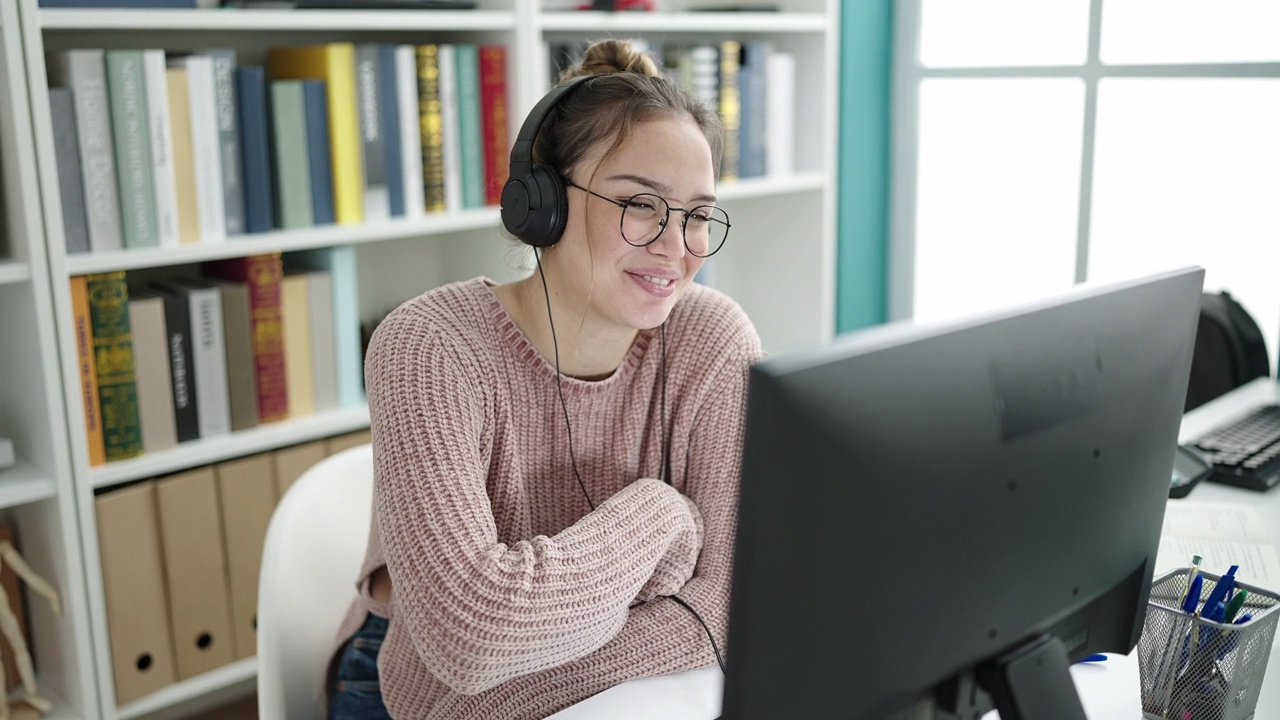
top-left (258, 443), bottom-right (374, 720)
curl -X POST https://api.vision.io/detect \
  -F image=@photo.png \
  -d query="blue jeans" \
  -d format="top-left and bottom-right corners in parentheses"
top-left (328, 613), bottom-right (391, 720)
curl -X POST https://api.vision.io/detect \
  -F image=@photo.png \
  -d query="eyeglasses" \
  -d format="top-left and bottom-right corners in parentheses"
top-left (566, 181), bottom-right (730, 258)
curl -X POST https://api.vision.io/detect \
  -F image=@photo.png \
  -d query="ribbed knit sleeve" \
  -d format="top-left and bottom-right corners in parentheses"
top-left (366, 306), bottom-right (706, 696)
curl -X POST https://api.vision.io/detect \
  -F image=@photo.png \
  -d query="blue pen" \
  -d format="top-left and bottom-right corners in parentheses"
top-left (1078, 654), bottom-right (1107, 663)
top-left (1201, 565), bottom-right (1238, 620)
top-left (1181, 573), bottom-right (1204, 614)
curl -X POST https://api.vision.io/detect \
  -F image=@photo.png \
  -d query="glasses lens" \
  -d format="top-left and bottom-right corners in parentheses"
top-left (620, 194), bottom-right (669, 247)
top-left (683, 206), bottom-right (730, 258)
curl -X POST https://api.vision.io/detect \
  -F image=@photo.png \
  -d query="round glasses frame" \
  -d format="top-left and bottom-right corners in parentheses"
top-left (566, 181), bottom-right (730, 258)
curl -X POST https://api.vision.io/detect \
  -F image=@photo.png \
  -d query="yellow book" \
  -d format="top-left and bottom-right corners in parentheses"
top-left (268, 43), bottom-right (363, 225)
top-left (165, 68), bottom-right (201, 245)
top-left (70, 276), bottom-right (106, 466)
top-left (281, 272), bottom-right (315, 417)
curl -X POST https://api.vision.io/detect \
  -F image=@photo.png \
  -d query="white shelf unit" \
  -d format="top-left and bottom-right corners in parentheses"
top-left (14, 0), bottom-right (839, 717)
top-left (0, 2), bottom-right (99, 720)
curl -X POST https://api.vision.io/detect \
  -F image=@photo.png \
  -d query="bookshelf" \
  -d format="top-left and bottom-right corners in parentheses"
top-left (12, 0), bottom-right (840, 717)
top-left (0, 1), bottom-right (99, 719)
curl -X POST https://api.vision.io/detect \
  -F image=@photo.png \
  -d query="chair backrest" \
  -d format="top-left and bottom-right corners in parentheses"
top-left (258, 443), bottom-right (373, 720)
top-left (1185, 291), bottom-right (1272, 412)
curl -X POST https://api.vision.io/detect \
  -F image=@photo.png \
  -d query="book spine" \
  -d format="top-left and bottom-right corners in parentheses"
top-left (478, 45), bottom-right (508, 207)
top-left (70, 276), bottom-right (106, 466)
top-left (270, 81), bottom-right (314, 229)
top-left (85, 271), bottom-right (143, 462)
top-left (106, 50), bottom-right (159, 249)
top-left (185, 286), bottom-right (231, 437)
top-left (235, 66), bottom-right (275, 233)
top-left (159, 290), bottom-right (199, 442)
top-left (718, 40), bottom-right (741, 182)
top-left (305, 271), bottom-right (338, 412)
top-left (39, 0), bottom-right (197, 6)
top-left (65, 50), bottom-right (124, 253)
top-left (143, 49), bottom-right (180, 248)
top-left (737, 41), bottom-right (769, 179)
top-left (437, 44), bottom-right (462, 214)
top-left (764, 51), bottom-right (796, 177)
top-left (207, 255), bottom-right (288, 422)
top-left (165, 67), bottom-right (202, 245)
top-left (49, 88), bottom-right (91, 255)
top-left (217, 282), bottom-right (259, 432)
top-left (176, 56), bottom-right (227, 243)
top-left (290, 247), bottom-right (362, 407)
top-left (128, 295), bottom-right (178, 452)
top-left (302, 80), bottom-right (335, 226)
top-left (690, 43), bottom-right (719, 114)
top-left (455, 44), bottom-right (484, 210)
top-left (207, 49), bottom-right (245, 236)
top-left (417, 44), bottom-right (445, 213)
top-left (355, 44), bottom-right (389, 222)
top-left (377, 44), bottom-right (404, 218)
top-left (395, 45), bottom-right (425, 218)
top-left (281, 274), bottom-right (315, 417)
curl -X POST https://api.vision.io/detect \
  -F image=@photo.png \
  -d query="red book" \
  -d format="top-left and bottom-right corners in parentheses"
top-left (205, 254), bottom-right (288, 422)
top-left (479, 45), bottom-right (509, 206)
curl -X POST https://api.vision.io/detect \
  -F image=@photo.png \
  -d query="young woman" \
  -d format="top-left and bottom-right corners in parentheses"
top-left (327, 39), bottom-right (761, 719)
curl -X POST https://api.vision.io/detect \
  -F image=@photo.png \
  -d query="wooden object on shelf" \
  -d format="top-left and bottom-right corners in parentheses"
top-left (0, 529), bottom-right (63, 719)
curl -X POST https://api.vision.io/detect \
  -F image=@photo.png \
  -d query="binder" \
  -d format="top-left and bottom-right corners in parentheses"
top-left (154, 467), bottom-right (236, 678)
top-left (95, 481), bottom-right (178, 704)
top-left (272, 439), bottom-right (327, 501)
top-left (215, 453), bottom-right (277, 659)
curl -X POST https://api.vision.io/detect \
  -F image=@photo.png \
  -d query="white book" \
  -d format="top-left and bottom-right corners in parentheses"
top-left (143, 49), bottom-right (180, 248)
top-left (396, 44), bottom-right (425, 219)
top-left (305, 271), bottom-right (339, 412)
top-left (438, 44), bottom-right (463, 214)
top-left (164, 281), bottom-right (231, 438)
top-left (765, 51), bottom-right (796, 177)
top-left (169, 55), bottom-right (226, 243)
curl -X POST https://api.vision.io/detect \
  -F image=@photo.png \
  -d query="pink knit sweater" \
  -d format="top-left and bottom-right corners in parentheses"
top-left (331, 277), bottom-right (761, 719)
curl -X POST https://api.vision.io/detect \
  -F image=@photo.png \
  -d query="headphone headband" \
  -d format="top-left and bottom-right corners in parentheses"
top-left (508, 74), bottom-right (591, 178)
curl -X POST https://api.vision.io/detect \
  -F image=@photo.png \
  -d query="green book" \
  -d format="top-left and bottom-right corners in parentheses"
top-left (270, 80), bottom-right (314, 230)
top-left (455, 44), bottom-right (484, 210)
top-left (86, 271), bottom-right (143, 462)
top-left (106, 50), bottom-right (159, 249)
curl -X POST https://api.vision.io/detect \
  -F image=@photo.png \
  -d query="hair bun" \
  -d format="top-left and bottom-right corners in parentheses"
top-left (560, 39), bottom-right (661, 82)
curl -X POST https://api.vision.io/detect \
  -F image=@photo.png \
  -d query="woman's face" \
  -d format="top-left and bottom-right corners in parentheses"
top-left (553, 116), bottom-right (716, 333)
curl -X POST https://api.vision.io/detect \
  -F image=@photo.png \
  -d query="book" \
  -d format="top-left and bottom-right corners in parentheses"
top-left (717, 40), bottom-right (742, 181)
top-left (478, 45), bottom-right (508, 206)
top-left (213, 280), bottom-right (260, 432)
top-left (304, 270), bottom-right (338, 412)
top-left (169, 55), bottom-right (227, 243)
top-left (268, 43), bottom-right (363, 225)
top-left (736, 41), bottom-right (770, 179)
top-left (269, 80), bottom-right (314, 229)
top-left (205, 255), bottom-right (289, 422)
top-left (416, 44), bottom-right (445, 213)
top-left (154, 287), bottom-right (200, 443)
top-left (437, 44), bottom-right (462, 214)
top-left (764, 50), bottom-right (796, 177)
top-left (106, 50), bottom-right (160, 249)
top-left (302, 80), bottom-right (335, 226)
top-left (154, 279), bottom-right (231, 438)
top-left (377, 44), bottom-right (404, 218)
top-left (355, 44), bottom-right (389, 222)
top-left (1155, 500), bottom-right (1280, 585)
top-left (127, 290), bottom-right (178, 452)
top-left (69, 276), bottom-right (106, 466)
top-left (454, 44), bottom-right (484, 210)
top-left (165, 66), bottom-right (202, 245)
top-left (85, 271), bottom-right (143, 462)
top-left (48, 88), bottom-right (91, 255)
top-left (287, 247), bottom-right (362, 407)
top-left (280, 272), bottom-right (316, 417)
top-left (395, 45), bottom-right (425, 218)
top-left (143, 49), bottom-right (181, 248)
top-left (205, 49), bottom-right (246, 237)
top-left (51, 49), bottom-right (124, 253)
top-left (235, 66), bottom-right (275, 233)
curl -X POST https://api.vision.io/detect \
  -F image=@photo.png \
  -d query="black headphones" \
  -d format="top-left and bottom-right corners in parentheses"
top-left (500, 75), bottom-right (591, 248)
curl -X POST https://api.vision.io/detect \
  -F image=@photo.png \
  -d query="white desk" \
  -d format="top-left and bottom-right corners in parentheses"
top-left (551, 378), bottom-right (1280, 719)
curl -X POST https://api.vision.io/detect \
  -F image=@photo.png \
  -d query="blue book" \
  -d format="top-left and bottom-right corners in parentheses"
top-left (40, 0), bottom-right (196, 6)
top-left (377, 44), bottom-right (404, 218)
top-left (303, 80), bottom-right (336, 226)
top-left (737, 41), bottom-right (769, 179)
top-left (235, 66), bottom-right (275, 233)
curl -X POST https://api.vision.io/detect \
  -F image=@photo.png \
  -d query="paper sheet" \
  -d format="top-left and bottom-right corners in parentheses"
top-left (1154, 501), bottom-right (1280, 585)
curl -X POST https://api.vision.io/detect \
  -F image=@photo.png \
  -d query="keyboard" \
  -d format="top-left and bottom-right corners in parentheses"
top-left (1190, 404), bottom-right (1280, 491)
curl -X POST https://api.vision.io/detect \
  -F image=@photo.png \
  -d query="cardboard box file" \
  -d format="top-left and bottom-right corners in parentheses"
top-left (272, 439), bottom-right (327, 501)
top-left (215, 453), bottom-right (277, 659)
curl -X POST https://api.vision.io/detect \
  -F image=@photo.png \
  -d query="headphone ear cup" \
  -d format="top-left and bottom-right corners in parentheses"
top-left (512, 164), bottom-right (568, 248)
top-left (534, 165), bottom-right (569, 248)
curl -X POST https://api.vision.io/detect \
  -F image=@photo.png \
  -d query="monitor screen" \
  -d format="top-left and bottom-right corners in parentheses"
top-left (720, 267), bottom-right (1205, 719)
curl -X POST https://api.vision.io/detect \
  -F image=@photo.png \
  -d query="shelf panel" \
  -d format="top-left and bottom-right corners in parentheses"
top-left (0, 460), bottom-right (59, 510)
top-left (0, 259), bottom-right (32, 285)
top-left (716, 171), bottom-right (824, 201)
top-left (39, 8), bottom-right (514, 31)
top-left (539, 10), bottom-right (829, 33)
top-left (65, 208), bottom-right (502, 275)
top-left (90, 405), bottom-right (370, 489)
top-left (117, 657), bottom-right (256, 720)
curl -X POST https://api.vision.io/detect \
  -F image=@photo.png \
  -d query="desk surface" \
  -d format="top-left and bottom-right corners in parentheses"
top-left (552, 379), bottom-right (1280, 719)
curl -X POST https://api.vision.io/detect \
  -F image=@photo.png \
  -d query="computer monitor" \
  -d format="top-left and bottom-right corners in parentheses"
top-left (720, 267), bottom-right (1205, 720)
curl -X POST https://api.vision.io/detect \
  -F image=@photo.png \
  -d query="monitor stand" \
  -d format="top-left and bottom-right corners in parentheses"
top-left (979, 634), bottom-right (1088, 720)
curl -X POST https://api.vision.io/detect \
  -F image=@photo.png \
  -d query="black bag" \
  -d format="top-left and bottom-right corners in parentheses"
top-left (1184, 290), bottom-right (1272, 412)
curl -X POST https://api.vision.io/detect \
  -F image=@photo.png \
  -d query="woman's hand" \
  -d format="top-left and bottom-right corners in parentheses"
top-left (632, 489), bottom-right (704, 605)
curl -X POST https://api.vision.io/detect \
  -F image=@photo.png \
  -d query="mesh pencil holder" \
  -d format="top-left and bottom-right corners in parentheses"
top-left (1139, 568), bottom-right (1280, 720)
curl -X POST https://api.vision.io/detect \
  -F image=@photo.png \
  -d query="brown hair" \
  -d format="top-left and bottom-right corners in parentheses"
top-left (535, 39), bottom-right (724, 182)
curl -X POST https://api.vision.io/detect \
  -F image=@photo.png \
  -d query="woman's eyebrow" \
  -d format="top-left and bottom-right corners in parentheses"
top-left (605, 174), bottom-right (717, 204)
